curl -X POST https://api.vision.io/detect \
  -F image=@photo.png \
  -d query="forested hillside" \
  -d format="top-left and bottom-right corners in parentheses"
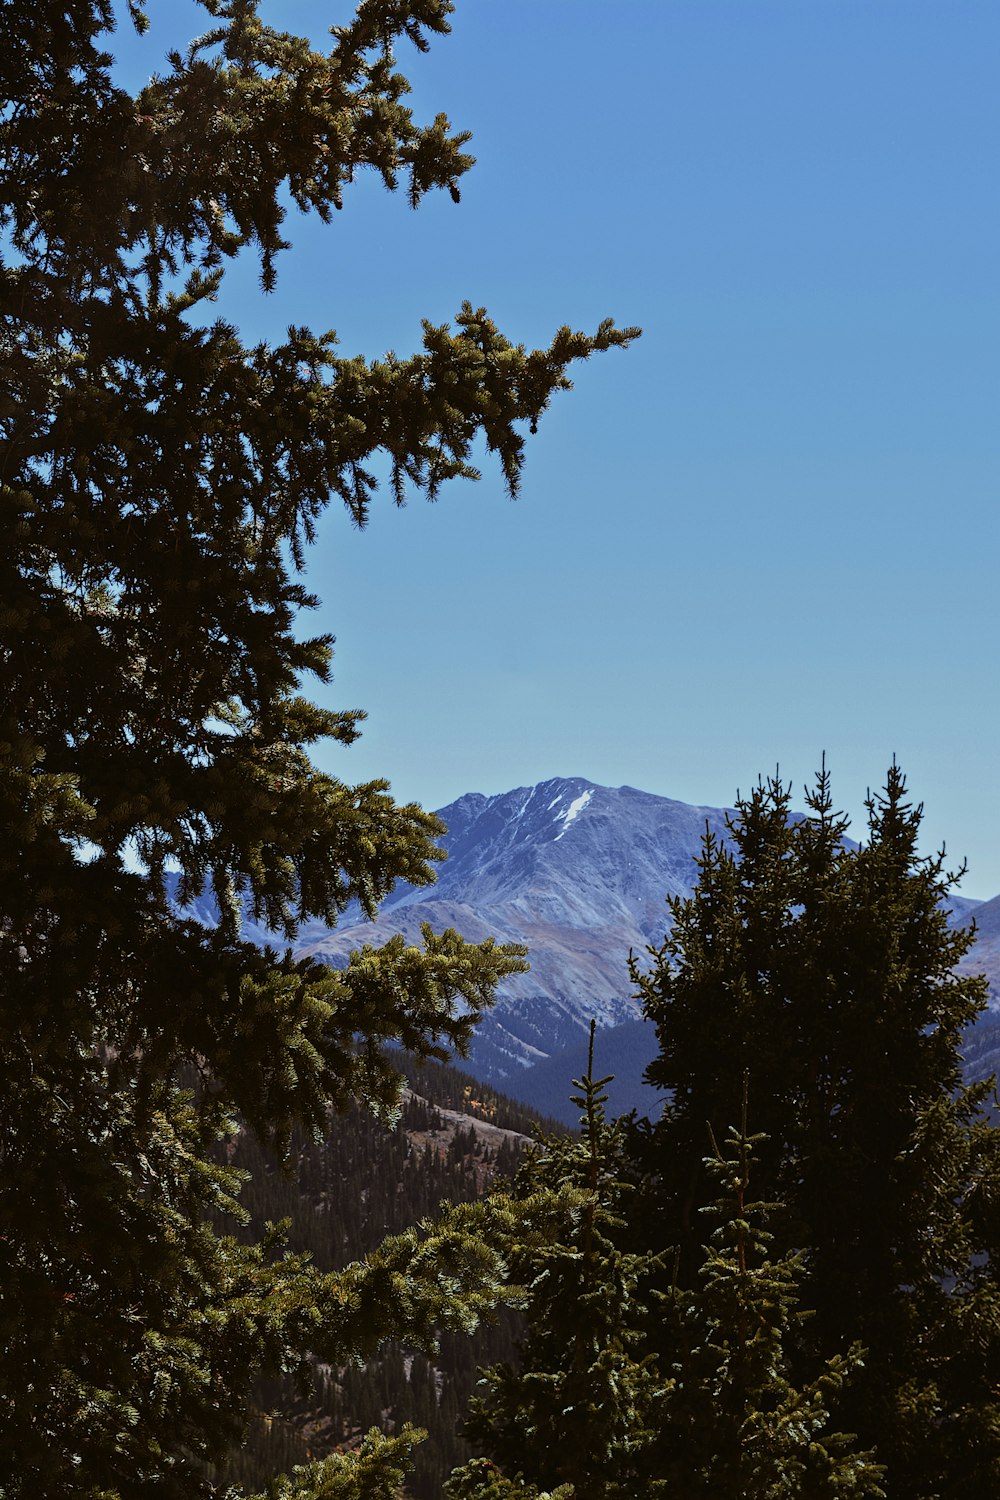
top-left (205, 1056), bottom-right (565, 1498)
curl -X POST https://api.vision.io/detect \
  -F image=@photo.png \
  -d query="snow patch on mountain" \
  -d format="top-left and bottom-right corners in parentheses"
top-left (554, 788), bottom-right (592, 840)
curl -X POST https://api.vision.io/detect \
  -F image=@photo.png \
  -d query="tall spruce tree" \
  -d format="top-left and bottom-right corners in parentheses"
top-left (446, 1024), bottom-right (667, 1500)
top-left (0, 3), bottom-right (636, 1495)
top-left (631, 764), bottom-right (1000, 1497)
top-left (653, 1099), bottom-right (884, 1497)
top-left (449, 1034), bottom-right (882, 1500)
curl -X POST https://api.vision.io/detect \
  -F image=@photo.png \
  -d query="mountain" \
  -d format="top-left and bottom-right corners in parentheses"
top-left (294, 777), bottom-right (737, 1080)
top-left (170, 775), bottom-right (999, 1116)
top-left (508, 1015), bottom-right (665, 1127)
top-left (959, 890), bottom-right (1000, 995)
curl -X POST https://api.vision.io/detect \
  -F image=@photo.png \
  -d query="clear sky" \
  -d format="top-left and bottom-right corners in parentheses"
top-left (114, 2), bottom-right (1000, 896)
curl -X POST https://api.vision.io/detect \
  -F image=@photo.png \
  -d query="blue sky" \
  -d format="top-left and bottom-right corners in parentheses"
top-left (115, 2), bottom-right (1000, 896)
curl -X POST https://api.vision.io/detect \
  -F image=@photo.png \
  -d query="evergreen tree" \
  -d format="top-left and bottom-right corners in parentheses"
top-left (0, 3), bottom-right (636, 1495)
top-left (253, 1427), bottom-right (423, 1500)
top-left (653, 1097), bottom-right (884, 1497)
top-left (447, 1023), bottom-right (667, 1500)
top-left (445, 1464), bottom-right (572, 1500)
top-left (632, 763), bottom-right (1000, 1497)
top-left (450, 1033), bottom-right (882, 1500)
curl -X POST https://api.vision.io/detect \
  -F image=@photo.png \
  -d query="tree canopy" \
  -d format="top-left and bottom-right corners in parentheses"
top-left (448, 1026), bottom-right (668, 1500)
top-left (461, 766), bottom-right (1000, 1498)
top-left (631, 764), bottom-right (1000, 1497)
top-left (454, 1030), bottom-right (883, 1500)
top-left (0, 2), bottom-right (636, 1494)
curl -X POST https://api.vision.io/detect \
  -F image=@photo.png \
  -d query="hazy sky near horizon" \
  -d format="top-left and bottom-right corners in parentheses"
top-left (115, 2), bottom-right (999, 895)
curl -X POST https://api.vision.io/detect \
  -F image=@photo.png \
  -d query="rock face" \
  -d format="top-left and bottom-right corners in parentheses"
top-left (295, 777), bottom-right (737, 1080)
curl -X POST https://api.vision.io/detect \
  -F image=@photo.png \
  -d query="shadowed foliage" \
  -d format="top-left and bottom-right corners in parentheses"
top-left (0, 2), bottom-right (636, 1494)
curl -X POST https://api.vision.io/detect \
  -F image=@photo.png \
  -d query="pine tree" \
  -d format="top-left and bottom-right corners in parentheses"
top-left (447, 1023), bottom-right (667, 1500)
top-left (0, 3), bottom-right (636, 1495)
top-left (449, 1031), bottom-right (882, 1500)
top-left (253, 1427), bottom-right (424, 1500)
top-left (653, 1096), bottom-right (884, 1497)
top-left (632, 763), bottom-right (1000, 1496)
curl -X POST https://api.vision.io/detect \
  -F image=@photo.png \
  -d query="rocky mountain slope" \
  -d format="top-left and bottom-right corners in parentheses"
top-left (295, 777), bottom-right (737, 1080)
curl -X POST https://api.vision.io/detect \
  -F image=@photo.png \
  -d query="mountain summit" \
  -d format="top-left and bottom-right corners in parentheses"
top-left (297, 777), bottom-right (738, 1078)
